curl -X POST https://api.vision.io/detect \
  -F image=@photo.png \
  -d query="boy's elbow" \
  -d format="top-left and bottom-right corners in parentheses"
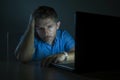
top-left (14, 50), bottom-right (19, 61)
top-left (14, 52), bottom-right (29, 63)
top-left (14, 49), bottom-right (35, 63)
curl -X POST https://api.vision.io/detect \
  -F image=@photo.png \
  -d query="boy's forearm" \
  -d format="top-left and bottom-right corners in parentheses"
top-left (19, 29), bottom-right (34, 61)
top-left (15, 19), bottom-right (35, 62)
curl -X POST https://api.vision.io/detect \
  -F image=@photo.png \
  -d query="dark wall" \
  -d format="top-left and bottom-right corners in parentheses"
top-left (0, 0), bottom-right (120, 60)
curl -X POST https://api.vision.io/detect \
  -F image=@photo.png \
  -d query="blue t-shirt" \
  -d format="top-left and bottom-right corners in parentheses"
top-left (32, 29), bottom-right (75, 61)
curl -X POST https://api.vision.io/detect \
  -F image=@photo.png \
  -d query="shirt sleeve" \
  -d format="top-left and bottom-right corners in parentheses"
top-left (62, 31), bottom-right (75, 52)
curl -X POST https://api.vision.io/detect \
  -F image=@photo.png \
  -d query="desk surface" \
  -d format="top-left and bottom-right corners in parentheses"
top-left (1, 60), bottom-right (120, 80)
top-left (0, 61), bottom-right (99, 80)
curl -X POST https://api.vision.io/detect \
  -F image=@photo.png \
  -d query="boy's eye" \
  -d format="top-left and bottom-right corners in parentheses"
top-left (39, 28), bottom-right (43, 30)
top-left (48, 26), bottom-right (52, 28)
top-left (36, 27), bottom-right (43, 30)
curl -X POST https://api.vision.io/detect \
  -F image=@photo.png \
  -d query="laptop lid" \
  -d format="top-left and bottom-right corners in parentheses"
top-left (75, 11), bottom-right (120, 73)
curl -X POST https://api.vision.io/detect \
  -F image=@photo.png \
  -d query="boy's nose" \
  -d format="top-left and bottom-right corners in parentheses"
top-left (44, 29), bottom-right (49, 36)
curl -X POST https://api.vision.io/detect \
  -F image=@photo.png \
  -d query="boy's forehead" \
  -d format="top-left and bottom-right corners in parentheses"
top-left (35, 18), bottom-right (56, 26)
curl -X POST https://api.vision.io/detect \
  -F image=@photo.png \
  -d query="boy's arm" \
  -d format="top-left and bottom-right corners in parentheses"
top-left (41, 47), bottom-right (75, 67)
top-left (15, 16), bottom-right (35, 62)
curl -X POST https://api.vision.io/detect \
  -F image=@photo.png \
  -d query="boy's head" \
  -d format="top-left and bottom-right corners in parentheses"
top-left (33, 6), bottom-right (60, 45)
top-left (33, 6), bottom-right (58, 22)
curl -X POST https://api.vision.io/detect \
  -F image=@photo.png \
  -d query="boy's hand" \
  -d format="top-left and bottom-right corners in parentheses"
top-left (41, 53), bottom-right (66, 67)
top-left (28, 15), bottom-right (35, 29)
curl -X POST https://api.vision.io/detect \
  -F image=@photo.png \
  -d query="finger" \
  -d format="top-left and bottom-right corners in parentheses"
top-left (54, 59), bottom-right (62, 64)
top-left (28, 15), bottom-right (35, 27)
top-left (41, 56), bottom-right (53, 67)
top-left (54, 57), bottom-right (59, 64)
top-left (54, 56), bottom-right (63, 64)
top-left (45, 58), bottom-right (54, 67)
top-left (53, 54), bottom-right (65, 64)
top-left (28, 14), bottom-right (33, 25)
top-left (45, 56), bottom-right (58, 67)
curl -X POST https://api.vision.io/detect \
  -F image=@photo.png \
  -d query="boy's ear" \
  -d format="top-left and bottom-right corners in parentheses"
top-left (57, 21), bottom-right (61, 29)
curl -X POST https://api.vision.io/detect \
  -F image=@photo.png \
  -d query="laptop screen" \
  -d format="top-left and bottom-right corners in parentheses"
top-left (75, 11), bottom-right (120, 73)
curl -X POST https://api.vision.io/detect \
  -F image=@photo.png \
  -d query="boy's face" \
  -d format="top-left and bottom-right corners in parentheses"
top-left (35, 18), bottom-right (60, 44)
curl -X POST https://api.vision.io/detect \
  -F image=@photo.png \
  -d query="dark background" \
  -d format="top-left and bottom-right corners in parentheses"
top-left (0, 0), bottom-right (120, 61)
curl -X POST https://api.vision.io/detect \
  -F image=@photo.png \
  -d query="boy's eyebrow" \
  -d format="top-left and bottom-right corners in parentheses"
top-left (35, 22), bottom-right (55, 28)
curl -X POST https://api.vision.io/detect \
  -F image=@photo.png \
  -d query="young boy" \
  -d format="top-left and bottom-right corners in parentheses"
top-left (15, 6), bottom-right (75, 67)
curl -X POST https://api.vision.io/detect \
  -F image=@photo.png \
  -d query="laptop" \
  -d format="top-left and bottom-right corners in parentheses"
top-left (75, 11), bottom-right (120, 73)
top-left (52, 11), bottom-right (120, 79)
top-left (51, 62), bottom-right (74, 71)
